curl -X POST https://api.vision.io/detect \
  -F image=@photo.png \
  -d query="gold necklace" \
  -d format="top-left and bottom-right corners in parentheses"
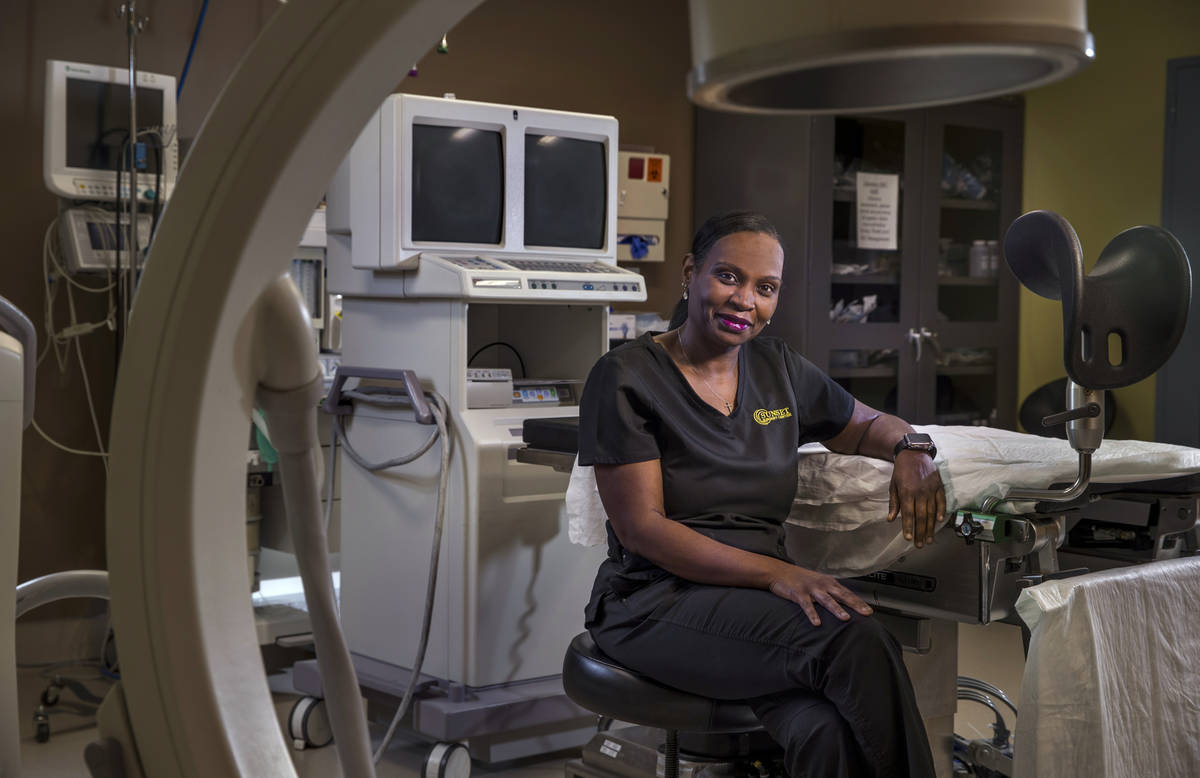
top-left (677, 329), bottom-right (736, 414)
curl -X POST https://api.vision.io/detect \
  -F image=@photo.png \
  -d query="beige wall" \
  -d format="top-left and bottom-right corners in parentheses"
top-left (1019, 0), bottom-right (1200, 439)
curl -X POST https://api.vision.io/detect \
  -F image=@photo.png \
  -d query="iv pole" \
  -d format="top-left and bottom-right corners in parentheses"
top-left (119, 2), bottom-right (148, 336)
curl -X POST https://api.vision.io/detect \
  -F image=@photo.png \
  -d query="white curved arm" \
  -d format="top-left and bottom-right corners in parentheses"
top-left (104, 1), bottom-right (482, 775)
top-left (253, 276), bottom-right (375, 777)
top-left (16, 570), bottom-right (109, 619)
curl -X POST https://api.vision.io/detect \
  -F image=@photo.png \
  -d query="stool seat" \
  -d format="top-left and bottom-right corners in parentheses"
top-left (562, 632), bottom-right (760, 734)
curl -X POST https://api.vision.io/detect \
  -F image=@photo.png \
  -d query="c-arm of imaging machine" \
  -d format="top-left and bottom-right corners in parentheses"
top-left (96, 2), bottom-right (485, 776)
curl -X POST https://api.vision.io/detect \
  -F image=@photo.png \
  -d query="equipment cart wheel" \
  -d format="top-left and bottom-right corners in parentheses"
top-left (287, 696), bottom-right (333, 751)
top-left (424, 741), bottom-right (471, 778)
top-left (33, 707), bottom-right (50, 743)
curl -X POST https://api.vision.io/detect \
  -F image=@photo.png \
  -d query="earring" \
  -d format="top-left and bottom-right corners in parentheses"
top-left (766, 318), bottom-right (772, 325)
top-left (683, 289), bottom-right (689, 301)
top-left (681, 281), bottom-right (689, 301)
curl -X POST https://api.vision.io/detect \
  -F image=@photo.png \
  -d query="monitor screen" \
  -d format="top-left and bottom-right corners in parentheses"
top-left (524, 135), bottom-right (607, 250)
top-left (411, 124), bottom-right (504, 244)
top-left (65, 78), bottom-right (166, 174)
top-left (85, 220), bottom-right (129, 251)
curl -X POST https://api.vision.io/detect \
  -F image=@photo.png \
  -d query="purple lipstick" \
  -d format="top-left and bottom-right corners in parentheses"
top-left (718, 313), bottom-right (751, 331)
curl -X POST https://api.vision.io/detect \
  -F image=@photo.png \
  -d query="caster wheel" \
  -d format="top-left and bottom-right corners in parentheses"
top-left (34, 710), bottom-right (50, 744)
top-left (424, 741), bottom-right (470, 778)
top-left (287, 696), bottom-right (333, 751)
top-left (41, 685), bottom-right (62, 707)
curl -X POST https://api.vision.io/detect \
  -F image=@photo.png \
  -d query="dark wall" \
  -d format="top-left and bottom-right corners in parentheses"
top-left (2, 0), bottom-right (283, 605)
top-left (2, 1), bottom-right (694, 601)
top-left (693, 109), bottom-right (813, 352)
top-left (394, 0), bottom-right (695, 316)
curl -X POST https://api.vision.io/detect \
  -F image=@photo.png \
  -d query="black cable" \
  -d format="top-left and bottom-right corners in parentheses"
top-left (101, 625), bottom-right (120, 677)
top-left (958, 676), bottom-right (1018, 717)
top-left (468, 341), bottom-right (527, 378)
top-left (956, 690), bottom-right (1011, 749)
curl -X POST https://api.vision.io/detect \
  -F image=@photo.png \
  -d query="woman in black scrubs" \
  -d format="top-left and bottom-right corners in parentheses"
top-left (578, 212), bottom-right (945, 778)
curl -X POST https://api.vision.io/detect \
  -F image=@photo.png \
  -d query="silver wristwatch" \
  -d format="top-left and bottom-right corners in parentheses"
top-left (893, 432), bottom-right (937, 459)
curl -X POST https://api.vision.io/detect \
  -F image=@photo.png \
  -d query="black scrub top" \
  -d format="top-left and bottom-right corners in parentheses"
top-left (578, 332), bottom-right (855, 608)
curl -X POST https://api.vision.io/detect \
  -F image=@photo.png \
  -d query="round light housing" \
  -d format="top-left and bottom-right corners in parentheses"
top-left (688, 0), bottom-right (1094, 114)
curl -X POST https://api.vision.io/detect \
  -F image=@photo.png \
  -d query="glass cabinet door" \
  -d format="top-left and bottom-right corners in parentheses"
top-left (918, 101), bottom-right (1022, 428)
top-left (829, 117), bottom-right (908, 324)
top-left (828, 348), bottom-right (901, 417)
top-left (933, 123), bottom-right (1004, 322)
top-left (809, 114), bottom-right (925, 421)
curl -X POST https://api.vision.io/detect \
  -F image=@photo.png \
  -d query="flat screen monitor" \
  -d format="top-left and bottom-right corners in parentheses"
top-left (44, 60), bottom-right (179, 203)
top-left (65, 80), bottom-right (166, 174)
top-left (411, 125), bottom-right (504, 245)
top-left (523, 134), bottom-right (607, 250)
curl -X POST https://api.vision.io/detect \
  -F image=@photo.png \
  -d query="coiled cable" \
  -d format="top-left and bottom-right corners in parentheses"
top-left (333, 388), bottom-right (451, 764)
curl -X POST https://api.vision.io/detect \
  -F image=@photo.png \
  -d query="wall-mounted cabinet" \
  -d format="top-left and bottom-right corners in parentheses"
top-left (695, 98), bottom-right (1023, 428)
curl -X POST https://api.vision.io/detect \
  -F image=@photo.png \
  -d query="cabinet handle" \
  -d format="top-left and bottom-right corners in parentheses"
top-left (919, 327), bottom-right (944, 361)
top-left (907, 327), bottom-right (944, 362)
top-left (907, 328), bottom-right (923, 362)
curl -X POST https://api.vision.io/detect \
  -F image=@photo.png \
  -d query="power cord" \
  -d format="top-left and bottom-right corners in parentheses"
top-left (468, 341), bottom-right (527, 378)
top-left (331, 389), bottom-right (451, 765)
top-left (30, 419), bottom-right (108, 459)
top-left (37, 212), bottom-right (116, 468)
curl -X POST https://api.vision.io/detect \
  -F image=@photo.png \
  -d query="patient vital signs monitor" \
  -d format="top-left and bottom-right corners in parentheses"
top-left (43, 60), bottom-right (179, 203)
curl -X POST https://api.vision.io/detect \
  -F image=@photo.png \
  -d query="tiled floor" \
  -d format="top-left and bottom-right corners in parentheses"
top-left (18, 624), bottom-right (1027, 776)
top-left (20, 689), bottom-right (576, 778)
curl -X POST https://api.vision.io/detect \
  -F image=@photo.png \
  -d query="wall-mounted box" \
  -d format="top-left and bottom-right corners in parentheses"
top-left (617, 151), bottom-right (670, 262)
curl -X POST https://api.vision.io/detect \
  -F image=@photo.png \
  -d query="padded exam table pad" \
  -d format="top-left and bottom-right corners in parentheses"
top-left (558, 425), bottom-right (1200, 575)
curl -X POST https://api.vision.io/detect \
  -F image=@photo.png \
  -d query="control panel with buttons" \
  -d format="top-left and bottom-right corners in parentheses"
top-left (404, 253), bottom-right (648, 302)
top-left (528, 279), bottom-right (640, 294)
top-left (71, 177), bottom-right (166, 203)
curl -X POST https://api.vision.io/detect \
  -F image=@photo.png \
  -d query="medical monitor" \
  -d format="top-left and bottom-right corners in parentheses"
top-left (524, 134), bottom-right (607, 250)
top-left (338, 93), bottom-right (618, 269)
top-left (44, 59), bottom-right (179, 203)
top-left (411, 124), bottom-right (504, 244)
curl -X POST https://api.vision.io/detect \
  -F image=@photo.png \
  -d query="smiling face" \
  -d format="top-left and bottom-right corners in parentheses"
top-left (682, 230), bottom-right (784, 350)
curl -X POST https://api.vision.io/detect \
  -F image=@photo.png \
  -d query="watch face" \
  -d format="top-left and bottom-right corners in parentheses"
top-left (895, 433), bottom-right (936, 459)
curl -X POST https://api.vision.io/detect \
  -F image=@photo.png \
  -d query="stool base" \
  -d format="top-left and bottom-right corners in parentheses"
top-left (568, 725), bottom-right (783, 778)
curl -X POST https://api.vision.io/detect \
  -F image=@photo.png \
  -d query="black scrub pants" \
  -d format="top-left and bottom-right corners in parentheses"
top-left (588, 578), bottom-right (936, 778)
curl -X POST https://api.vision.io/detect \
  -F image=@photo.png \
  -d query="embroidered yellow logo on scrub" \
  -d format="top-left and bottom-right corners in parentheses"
top-left (754, 407), bottom-right (794, 426)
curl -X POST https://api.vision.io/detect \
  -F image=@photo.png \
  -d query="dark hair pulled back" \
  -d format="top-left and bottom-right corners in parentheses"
top-left (668, 211), bottom-right (782, 330)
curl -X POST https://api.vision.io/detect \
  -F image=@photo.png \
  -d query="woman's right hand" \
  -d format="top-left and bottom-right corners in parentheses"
top-left (768, 566), bottom-right (874, 626)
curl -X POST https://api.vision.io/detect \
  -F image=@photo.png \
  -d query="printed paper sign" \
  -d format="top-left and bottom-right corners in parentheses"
top-left (856, 172), bottom-right (899, 251)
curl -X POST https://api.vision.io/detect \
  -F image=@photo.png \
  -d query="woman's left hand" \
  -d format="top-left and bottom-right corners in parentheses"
top-left (888, 451), bottom-right (946, 548)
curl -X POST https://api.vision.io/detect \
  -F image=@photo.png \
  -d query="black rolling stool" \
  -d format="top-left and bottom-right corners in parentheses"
top-left (563, 632), bottom-right (774, 778)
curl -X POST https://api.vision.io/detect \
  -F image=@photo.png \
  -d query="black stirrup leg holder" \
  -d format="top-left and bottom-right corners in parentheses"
top-left (1003, 210), bottom-right (1192, 390)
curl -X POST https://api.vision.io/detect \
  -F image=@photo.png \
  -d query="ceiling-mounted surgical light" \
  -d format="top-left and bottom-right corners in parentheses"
top-left (688, 0), bottom-right (1095, 114)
